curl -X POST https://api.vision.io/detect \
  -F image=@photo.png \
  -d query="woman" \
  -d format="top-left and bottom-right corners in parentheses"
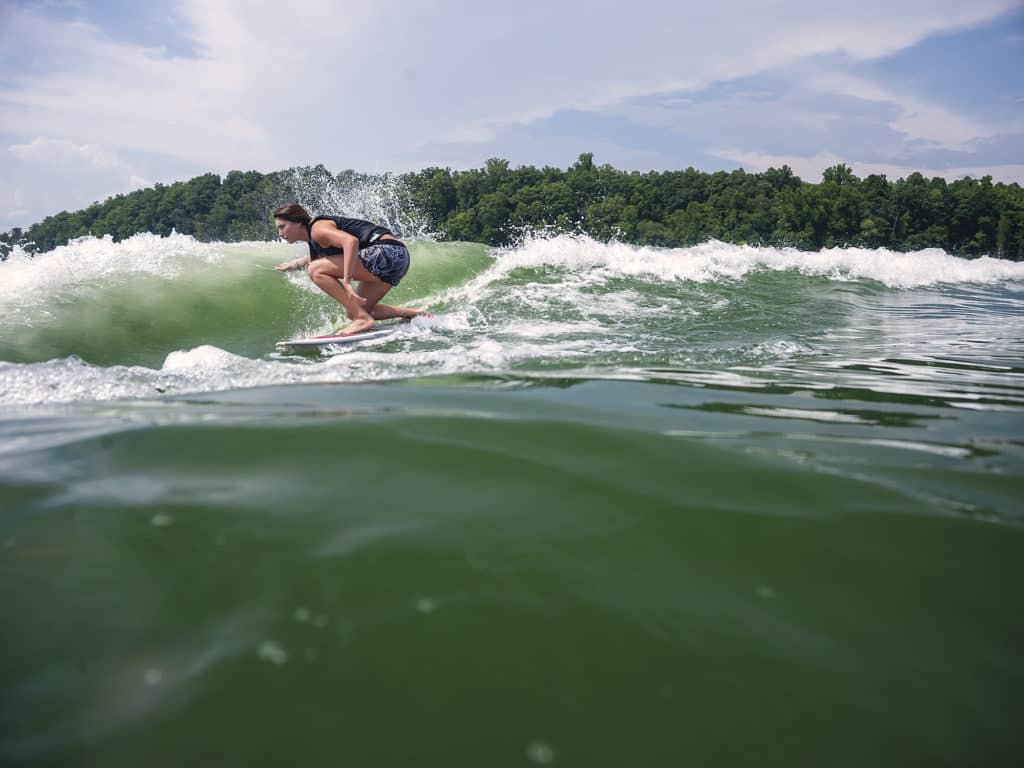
top-left (273, 203), bottom-right (425, 336)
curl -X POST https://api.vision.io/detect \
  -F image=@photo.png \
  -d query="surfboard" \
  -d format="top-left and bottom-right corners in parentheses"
top-left (276, 322), bottom-right (407, 351)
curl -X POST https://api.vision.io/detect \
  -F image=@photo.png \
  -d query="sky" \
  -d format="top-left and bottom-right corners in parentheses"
top-left (1, 0), bottom-right (1022, 231)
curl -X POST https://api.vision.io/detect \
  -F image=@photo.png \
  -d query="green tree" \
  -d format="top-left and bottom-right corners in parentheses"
top-left (7, 157), bottom-right (1023, 261)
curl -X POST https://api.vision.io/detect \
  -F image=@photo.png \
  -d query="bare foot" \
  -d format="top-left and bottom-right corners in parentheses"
top-left (334, 318), bottom-right (375, 336)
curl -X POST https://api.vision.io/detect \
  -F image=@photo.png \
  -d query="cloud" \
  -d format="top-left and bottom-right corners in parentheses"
top-left (711, 147), bottom-right (1024, 184)
top-left (1, 135), bottom-right (155, 230)
top-left (439, 124), bottom-right (499, 145)
top-left (3, 1), bottom-right (1017, 168)
top-left (6, 136), bottom-right (152, 189)
top-left (0, 0), bottom-right (1020, 229)
top-left (0, 187), bottom-right (29, 223)
top-left (0, 6), bottom-right (277, 170)
top-left (393, 0), bottom-right (1019, 151)
top-left (9, 137), bottom-right (124, 169)
top-left (806, 73), bottom-right (1013, 151)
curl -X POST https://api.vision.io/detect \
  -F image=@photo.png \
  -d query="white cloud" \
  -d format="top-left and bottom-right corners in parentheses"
top-left (0, 0), bottom-right (1020, 228)
top-left (0, 187), bottom-right (28, 222)
top-left (9, 137), bottom-right (123, 169)
top-left (440, 124), bottom-right (498, 145)
top-left (712, 147), bottom-right (1024, 184)
top-left (0, 7), bottom-right (277, 170)
top-left (391, 0), bottom-right (1018, 147)
top-left (807, 73), bottom-right (1010, 151)
top-left (1, 136), bottom-right (156, 229)
top-left (2, 1), bottom-right (1017, 168)
top-left (34, 0), bottom-right (85, 9)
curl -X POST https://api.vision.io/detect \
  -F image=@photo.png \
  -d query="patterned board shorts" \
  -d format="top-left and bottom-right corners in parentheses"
top-left (359, 243), bottom-right (410, 286)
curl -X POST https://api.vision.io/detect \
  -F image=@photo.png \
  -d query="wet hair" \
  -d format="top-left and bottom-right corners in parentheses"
top-left (273, 203), bottom-right (311, 227)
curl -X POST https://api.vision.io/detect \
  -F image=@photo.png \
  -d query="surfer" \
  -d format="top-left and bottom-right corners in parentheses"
top-left (273, 203), bottom-right (426, 335)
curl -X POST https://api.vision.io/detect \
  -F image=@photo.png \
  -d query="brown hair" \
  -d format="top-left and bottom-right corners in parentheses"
top-left (273, 203), bottom-right (312, 226)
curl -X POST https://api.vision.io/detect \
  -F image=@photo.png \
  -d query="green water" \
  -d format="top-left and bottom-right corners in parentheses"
top-left (1, 235), bottom-right (1022, 765)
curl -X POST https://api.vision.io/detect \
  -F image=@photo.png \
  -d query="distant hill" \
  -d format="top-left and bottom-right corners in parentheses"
top-left (3, 155), bottom-right (1022, 260)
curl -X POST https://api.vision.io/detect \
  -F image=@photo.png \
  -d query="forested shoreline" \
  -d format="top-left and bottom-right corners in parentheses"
top-left (3, 154), bottom-right (1023, 259)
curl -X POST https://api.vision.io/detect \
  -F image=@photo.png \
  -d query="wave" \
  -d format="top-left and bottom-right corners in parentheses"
top-left (0, 233), bottom-right (489, 367)
top-left (478, 234), bottom-right (1024, 289)
top-left (5, 232), bottom-right (1021, 314)
top-left (1, 232), bottom-right (1022, 406)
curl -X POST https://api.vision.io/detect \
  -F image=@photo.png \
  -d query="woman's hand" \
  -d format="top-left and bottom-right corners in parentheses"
top-left (276, 261), bottom-right (296, 271)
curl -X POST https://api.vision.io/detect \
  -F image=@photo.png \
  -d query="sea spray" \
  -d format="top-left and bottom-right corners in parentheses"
top-left (279, 166), bottom-right (434, 240)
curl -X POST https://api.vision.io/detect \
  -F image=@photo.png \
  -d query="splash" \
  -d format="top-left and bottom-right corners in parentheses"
top-left (466, 234), bottom-right (1024, 290)
top-left (278, 166), bottom-right (433, 240)
top-left (0, 232), bottom-right (275, 310)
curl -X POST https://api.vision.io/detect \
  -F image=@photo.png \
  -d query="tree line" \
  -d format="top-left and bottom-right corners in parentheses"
top-left (3, 154), bottom-right (1023, 260)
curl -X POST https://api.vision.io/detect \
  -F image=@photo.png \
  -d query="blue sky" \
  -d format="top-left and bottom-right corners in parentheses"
top-left (1, 0), bottom-right (1022, 231)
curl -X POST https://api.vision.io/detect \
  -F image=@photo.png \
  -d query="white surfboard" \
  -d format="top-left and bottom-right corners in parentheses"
top-left (276, 322), bottom-right (406, 351)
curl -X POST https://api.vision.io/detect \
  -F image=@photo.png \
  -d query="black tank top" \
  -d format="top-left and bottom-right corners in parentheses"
top-left (307, 216), bottom-right (397, 259)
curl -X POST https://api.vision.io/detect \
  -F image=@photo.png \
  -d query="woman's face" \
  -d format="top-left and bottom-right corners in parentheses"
top-left (275, 218), bottom-right (305, 242)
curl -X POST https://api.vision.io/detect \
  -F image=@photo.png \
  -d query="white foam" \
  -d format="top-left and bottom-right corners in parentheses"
top-left (0, 357), bottom-right (157, 405)
top-left (747, 339), bottom-right (819, 359)
top-left (0, 233), bottom-right (298, 309)
top-left (0, 350), bottom-right (301, 406)
top-left (462, 235), bottom-right (1024, 290)
top-left (161, 345), bottom-right (251, 372)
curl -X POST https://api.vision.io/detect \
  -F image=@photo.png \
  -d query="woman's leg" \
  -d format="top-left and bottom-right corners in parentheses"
top-left (307, 256), bottom-right (381, 334)
top-left (355, 281), bottom-right (427, 322)
top-left (330, 281), bottom-right (400, 334)
top-left (369, 303), bottom-right (427, 321)
top-left (354, 280), bottom-right (394, 315)
top-left (358, 243), bottom-right (425, 321)
top-left (309, 253), bottom-right (427, 334)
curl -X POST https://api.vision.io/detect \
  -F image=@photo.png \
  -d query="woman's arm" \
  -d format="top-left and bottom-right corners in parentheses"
top-left (313, 221), bottom-right (360, 285)
top-left (276, 253), bottom-right (311, 271)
